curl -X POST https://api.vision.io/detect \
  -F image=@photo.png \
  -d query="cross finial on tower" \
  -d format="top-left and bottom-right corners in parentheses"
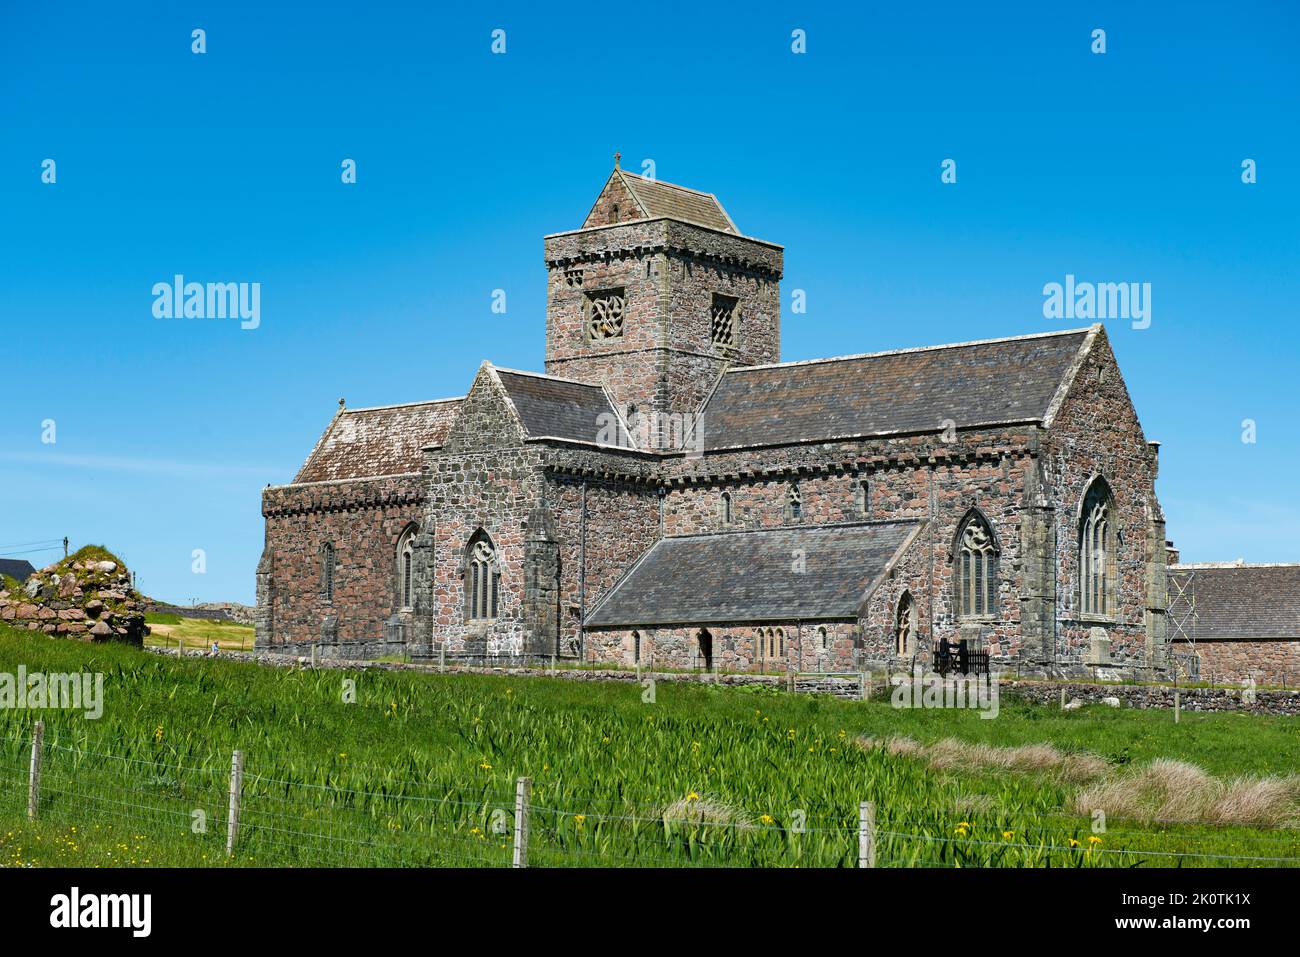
top-left (338, 397), bottom-right (346, 409)
top-left (614, 151), bottom-right (621, 170)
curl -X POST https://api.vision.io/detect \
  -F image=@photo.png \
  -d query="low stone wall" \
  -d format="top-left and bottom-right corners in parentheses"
top-left (142, 647), bottom-right (1300, 715)
top-left (1001, 680), bottom-right (1300, 717)
top-left (147, 603), bottom-right (233, 622)
top-left (194, 602), bottom-right (255, 626)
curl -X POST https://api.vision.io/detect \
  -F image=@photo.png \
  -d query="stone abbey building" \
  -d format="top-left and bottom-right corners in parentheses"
top-left (256, 162), bottom-right (1300, 683)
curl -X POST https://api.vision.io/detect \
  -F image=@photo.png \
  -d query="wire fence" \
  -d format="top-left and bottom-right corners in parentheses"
top-left (3, 723), bottom-right (1297, 868)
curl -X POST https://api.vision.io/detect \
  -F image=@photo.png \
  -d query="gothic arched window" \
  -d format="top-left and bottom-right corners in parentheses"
top-left (896, 591), bottom-right (916, 656)
top-left (954, 510), bottom-right (998, 619)
top-left (320, 543), bottom-right (335, 602)
top-left (856, 478), bottom-right (870, 516)
top-left (466, 531), bottom-right (500, 621)
top-left (1080, 479), bottom-right (1117, 617)
top-left (720, 491), bottom-right (733, 525)
top-left (396, 526), bottom-right (417, 610)
top-left (787, 483), bottom-right (802, 522)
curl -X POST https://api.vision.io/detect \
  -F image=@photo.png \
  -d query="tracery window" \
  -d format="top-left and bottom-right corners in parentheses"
top-left (586, 288), bottom-right (626, 341)
top-left (466, 532), bottom-right (500, 621)
top-left (896, 592), bottom-right (916, 656)
top-left (955, 511), bottom-right (998, 619)
top-left (787, 483), bottom-right (802, 522)
top-left (710, 293), bottom-right (738, 348)
top-left (396, 526), bottom-right (417, 610)
top-left (1080, 479), bottom-right (1117, 617)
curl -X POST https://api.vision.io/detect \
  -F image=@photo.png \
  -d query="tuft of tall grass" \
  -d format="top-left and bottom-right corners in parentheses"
top-left (1072, 759), bottom-right (1300, 827)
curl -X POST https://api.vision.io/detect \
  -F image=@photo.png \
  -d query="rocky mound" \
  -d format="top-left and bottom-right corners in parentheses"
top-left (0, 546), bottom-right (149, 645)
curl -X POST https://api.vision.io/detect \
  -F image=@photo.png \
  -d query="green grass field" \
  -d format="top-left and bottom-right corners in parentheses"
top-left (143, 613), bottom-right (254, 652)
top-left (0, 623), bottom-right (1296, 868)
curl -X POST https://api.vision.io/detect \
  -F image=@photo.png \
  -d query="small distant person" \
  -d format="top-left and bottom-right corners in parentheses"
top-left (211, 640), bottom-right (220, 655)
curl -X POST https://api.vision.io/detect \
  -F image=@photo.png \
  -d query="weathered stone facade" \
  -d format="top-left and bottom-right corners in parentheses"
top-left (255, 163), bottom-right (1300, 683)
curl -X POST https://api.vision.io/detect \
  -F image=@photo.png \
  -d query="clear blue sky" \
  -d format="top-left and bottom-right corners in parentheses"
top-left (1, 1), bottom-right (1297, 604)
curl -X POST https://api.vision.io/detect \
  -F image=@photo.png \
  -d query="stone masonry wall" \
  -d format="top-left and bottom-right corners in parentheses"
top-left (1044, 327), bottom-right (1166, 671)
top-left (657, 427), bottom-right (1042, 665)
top-left (257, 474), bottom-right (425, 648)
top-left (586, 621), bottom-right (858, 672)
top-left (543, 219), bottom-right (782, 416)
top-left (1179, 639), bottom-right (1300, 687)
top-left (544, 466), bottom-right (661, 657)
top-left (427, 367), bottom-right (547, 656)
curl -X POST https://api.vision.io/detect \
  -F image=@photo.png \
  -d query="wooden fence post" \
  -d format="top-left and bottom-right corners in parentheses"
top-left (226, 750), bottom-right (244, 856)
top-left (858, 800), bottom-right (876, 868)
top-left (513, 776), bottom-right (531, 868)
top-left (439, 643), bottom-right (446, 673)
top-left (859, 672), bottom-right (869, 701)
top-left (1174, 690), bottom-right (1180, 724)
top-left (27, 720), bottom-right (44, 821)
top-left (1060, 687), bottom-right (1066, 710)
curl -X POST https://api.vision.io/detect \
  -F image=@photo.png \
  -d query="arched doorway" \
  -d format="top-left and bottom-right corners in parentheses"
top-left (697, 629), bottom-right (713, 671)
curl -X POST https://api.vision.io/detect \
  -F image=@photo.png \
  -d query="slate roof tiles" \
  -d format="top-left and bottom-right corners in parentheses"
top-left (615, 170), bottom-right (737, 234)
top-left (585, 521), bottom-right (922, 627)
top-left (293, 398), bottom-right (462, 484)
top-left (495, 369), bottom-right (620, 446)
top-left (701, 329), bottom-right (1092, 451)
top-left (1168, 564), bottom-right (1300, 640)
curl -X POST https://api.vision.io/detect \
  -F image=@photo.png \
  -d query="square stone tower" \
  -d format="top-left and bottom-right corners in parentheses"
top-left (542, 159), bottom-right (784, 420)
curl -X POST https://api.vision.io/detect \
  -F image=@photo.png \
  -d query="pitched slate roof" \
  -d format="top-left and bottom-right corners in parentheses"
top-left (496, 369), bottom-right (621, 446)
top-left (586, 521), bottom-right (922, 627)
top-left (1168, 564), bottom-right (1300, 640)
top-left (294, 398), bottom-right (462, 483)
top-left (615, 171), bottom-right (737, 233)
top-left (0, 559), bottom-right (35, 582)
top-left (700, 329), bottom-right (1092, 451)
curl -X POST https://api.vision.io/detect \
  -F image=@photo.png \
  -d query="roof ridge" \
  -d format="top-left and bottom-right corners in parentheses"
top-left (728, 326), bottom-right (1098, 373)
top-left (342, 396), bottom-right (463, 413)
top-left (618, 170), bottom-right (719, 200)
top-left (494, 366), bottom-right (605, 388)
top-left (662, 519), bottom-right (921, 541)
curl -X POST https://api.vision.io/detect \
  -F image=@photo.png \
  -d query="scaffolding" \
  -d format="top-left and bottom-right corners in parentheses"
top-left (1167, 568), bottom-right (1200, 679)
